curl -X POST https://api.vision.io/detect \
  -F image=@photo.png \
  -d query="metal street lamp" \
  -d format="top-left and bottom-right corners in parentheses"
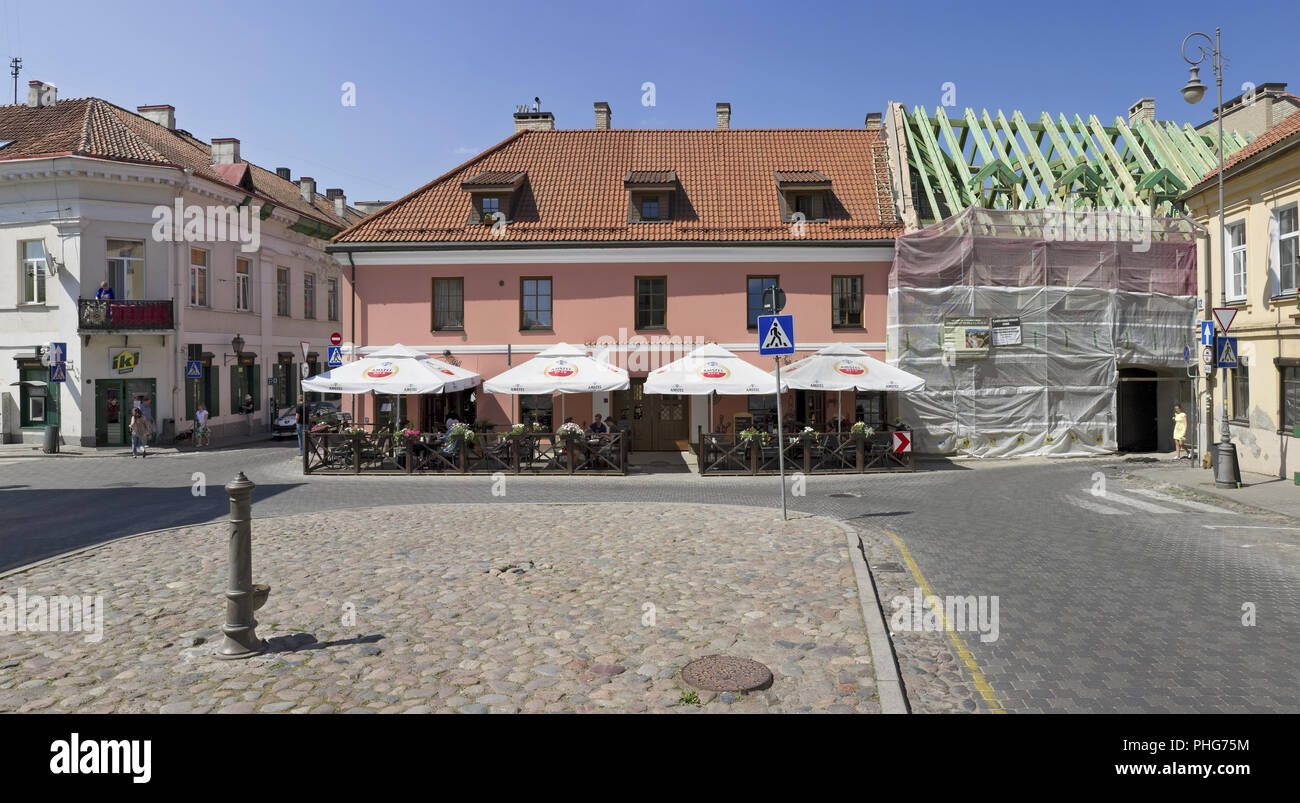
top-left (1181, 27), bottom-right (1241, 489)
top-left (224, 333), bottom-right (246, 364)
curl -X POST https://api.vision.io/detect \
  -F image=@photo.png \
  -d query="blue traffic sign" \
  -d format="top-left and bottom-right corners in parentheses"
top-left (758, 314), bottom-right (795, 356)
top-left (49, 362), bottom-right (66, 382)
top-left (49, 342), bottom-right (67, 364)
top-left (185, 360), bottom-right (203, 379)
top-left (327, 346), bottom-right (343, 367)
top-left (1200, 320), bottom-right (1214, 347)
top-left (1216, 336), bottom-right (1238, 368)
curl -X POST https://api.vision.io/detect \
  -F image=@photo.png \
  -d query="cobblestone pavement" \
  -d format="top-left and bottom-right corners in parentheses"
top-left (0, 504), bottom-right (880, 714)
top-left (2, 445), bottom-right (1297, 713)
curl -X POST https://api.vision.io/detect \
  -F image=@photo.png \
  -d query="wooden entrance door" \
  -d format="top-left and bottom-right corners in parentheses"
top-left (611, 379), bottom-right (688, 451)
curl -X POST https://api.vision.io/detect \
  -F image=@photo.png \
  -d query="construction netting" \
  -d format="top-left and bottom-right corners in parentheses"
top-left (887, 207), bottom-right (1201, 457)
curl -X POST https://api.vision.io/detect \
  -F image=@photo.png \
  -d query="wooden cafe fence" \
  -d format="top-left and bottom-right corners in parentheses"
top-left (697, 431), bottom-right (914, 475)
top-left (303, 430), bottom-right (628, 476)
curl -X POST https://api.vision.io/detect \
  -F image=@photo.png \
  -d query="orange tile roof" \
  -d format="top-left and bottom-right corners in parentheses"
top-left (335, 129), bottom-right (901, 244)
top-left (1187, 100), bottom-right (1300, 194)
top-left (0, 98), bottom-right (365, 230)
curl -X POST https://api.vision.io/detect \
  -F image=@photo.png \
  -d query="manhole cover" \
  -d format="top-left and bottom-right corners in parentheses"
top-left (829, 492), bottom-right (859, 498)
top-left (871, 562), bottom-right (906, 573)
top-left (680, 655), bottom-right (773, 693)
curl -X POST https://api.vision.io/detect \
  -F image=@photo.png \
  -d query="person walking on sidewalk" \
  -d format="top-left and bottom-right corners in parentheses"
top-left (129, 408), bottom-right (151, 458)
top-left (241, 394), bottom-right (255, 436)
top-left (1172, 404), bottom-right (1188, 460)
top-left (295, 400), bottom-right (306, 455)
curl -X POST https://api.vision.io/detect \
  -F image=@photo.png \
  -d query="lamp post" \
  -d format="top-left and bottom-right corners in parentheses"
top-left (1181, 28), bottom-right (1241, 488)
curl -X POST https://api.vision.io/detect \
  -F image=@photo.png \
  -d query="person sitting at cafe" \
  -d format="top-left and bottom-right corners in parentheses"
top-left (590, 414), bottom-right (608, 434)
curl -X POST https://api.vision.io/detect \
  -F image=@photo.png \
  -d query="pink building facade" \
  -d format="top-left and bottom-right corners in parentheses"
top-left (331, 104), bottom-right (903, 450)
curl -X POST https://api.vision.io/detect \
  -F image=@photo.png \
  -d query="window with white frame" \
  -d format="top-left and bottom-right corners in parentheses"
top-left (189, 248), bottom-right (209, 307)
top-left (1225, 222), bottom-right (1246, 302)
top-left (1278, 206), bottom-right (1298, 295)
top-left (106, 239), bottom-right (145, 300)
top-left (236, 258), bottom-right (251, 311)
top-left (20, 240), bottom-right (47, 304)
top-left (304, 273), bottom-right (316, 319)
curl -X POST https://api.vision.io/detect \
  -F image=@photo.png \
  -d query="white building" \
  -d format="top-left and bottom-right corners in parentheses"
top-left (0, 81), bottom-right (365, 446)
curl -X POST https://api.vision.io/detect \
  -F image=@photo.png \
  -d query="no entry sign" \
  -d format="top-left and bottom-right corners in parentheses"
top-left (330, 332), bottom-right (343, 346)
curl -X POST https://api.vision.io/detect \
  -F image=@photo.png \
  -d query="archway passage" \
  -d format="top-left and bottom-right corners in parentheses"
top-left (1117, 368), bottom-right (1158, 452)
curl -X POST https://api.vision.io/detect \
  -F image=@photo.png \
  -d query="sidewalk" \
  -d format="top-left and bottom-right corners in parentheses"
top-left (0, 431), bottom-right (281, 459)
top-left (1130, 462), bottom-right (1299, 521)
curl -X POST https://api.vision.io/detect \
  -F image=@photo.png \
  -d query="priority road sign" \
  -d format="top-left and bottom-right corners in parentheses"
top-left (327, 346), bottom-right (343, 367)
top-left (49, 362), bottom-right (66, 382)
top-left (758, 314), bottom-right (795, 356)
top-left (1212, 307), bottom-right (1237, 333)
top-left (1217, 336), bottom-right (1239, 368)
top-left (1200, 320), bottom-right (1214, 346)
top-left (185, 360), bottom-right (202, 379)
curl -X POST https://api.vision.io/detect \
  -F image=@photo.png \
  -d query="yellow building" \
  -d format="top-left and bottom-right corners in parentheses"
top-left (1183, 107), bottom-right (1300, 479)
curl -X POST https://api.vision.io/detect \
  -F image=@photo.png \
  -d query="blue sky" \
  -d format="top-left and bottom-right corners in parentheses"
top-left (10, 0), bottom-right (1298, 202)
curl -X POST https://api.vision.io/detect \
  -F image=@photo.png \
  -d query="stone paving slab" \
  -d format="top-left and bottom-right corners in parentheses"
top-left (0, 503), bottom-right (878, 714)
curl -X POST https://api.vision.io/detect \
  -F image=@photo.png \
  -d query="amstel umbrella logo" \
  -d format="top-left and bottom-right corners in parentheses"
top-left (544, 360), bottom-right (577, 378)
top-left (439, 369), bottom-right (455, 376)
top-left (697, 361), bottom-right (731, 380)
top-left (364, 361), bottom-right (399, 379)
top-left (833, 360), bottom-right (867, 376)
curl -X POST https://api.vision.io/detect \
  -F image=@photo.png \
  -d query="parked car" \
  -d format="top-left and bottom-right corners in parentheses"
top-left (273, 401), bottom-right (351, 438)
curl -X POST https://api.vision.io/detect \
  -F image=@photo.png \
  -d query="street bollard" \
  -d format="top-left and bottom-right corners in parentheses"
top-left (216, 471), bottom-right (271, 659)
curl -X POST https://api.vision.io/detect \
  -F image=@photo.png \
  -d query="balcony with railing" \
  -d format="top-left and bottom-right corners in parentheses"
top-left (77, 298), bottom-right (174, 332)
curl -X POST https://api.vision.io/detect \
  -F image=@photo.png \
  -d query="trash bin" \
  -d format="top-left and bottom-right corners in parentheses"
top-left (42, 424), bottom-right (60, 454)
top-left (160, 418), bottom-right (175, 444)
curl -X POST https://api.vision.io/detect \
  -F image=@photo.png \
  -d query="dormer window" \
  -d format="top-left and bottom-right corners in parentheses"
top-left (461, 170), bottom-right (526, 225)
top-left (625, 171), bottom-right (677, 224)
top-left (775, 171), bottom-right (831, 222)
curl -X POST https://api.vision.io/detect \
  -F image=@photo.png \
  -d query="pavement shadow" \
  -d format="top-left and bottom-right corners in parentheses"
top-left (266, 633), bottom-right (385, 653)
top-left (0, 482), bottom-right (305, 574)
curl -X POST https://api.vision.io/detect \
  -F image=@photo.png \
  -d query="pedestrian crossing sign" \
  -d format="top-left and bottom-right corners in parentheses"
top-left (1216, 336), bottom-right (1238, 368)
top-left (186, 360), bottom-right (202, 379)
top-left (757, 314), bottom-right (795, 355)
top-left (49, 362), bottom-right (66, 382)
top-left (328, 346), bottom-right (343, 367)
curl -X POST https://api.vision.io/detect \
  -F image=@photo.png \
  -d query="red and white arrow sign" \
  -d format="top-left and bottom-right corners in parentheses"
top-left (1212, 307), bottom-right (1237, 333)
top-left (892, 431), bottom-right (911, 453)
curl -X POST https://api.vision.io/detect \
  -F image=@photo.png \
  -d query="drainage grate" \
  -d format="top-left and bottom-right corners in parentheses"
top-left (681, 655), bottom-right (773, 693)
top-left (870, 562), bottom-right (906, 573)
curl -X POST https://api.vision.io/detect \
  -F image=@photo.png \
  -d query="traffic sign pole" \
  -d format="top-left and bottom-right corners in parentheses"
top-left (775, 356), bottom-right (785, 521)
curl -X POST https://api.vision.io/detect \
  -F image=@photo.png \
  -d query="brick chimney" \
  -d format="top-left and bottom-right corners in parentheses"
top-left (716, 102), bottom-right (731, 130)
top-left (864, 112), bottom-right (882, 130)
top-left (137, 104), bottom-right (176, 130)
top-left (26, 80), bottom-right (56, 108)
top-left (276, 167), bottom-right (291, 181)
top-left (326, 188), bottom-right (346, 217)
top-left (1128, 97), bottom-right (1155, 126)
top-left (514, 111), bottom-right (555, 132)
top-left (210, 138), bottom-right (241, 164)
top-left (298, 177), bottom-right (316, 203)
top-left (594, 101), bottom-right (611, 130)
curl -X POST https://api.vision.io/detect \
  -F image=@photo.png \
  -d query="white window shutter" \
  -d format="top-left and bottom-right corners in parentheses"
top-left (1269, 210), bottom-right (1282, 297)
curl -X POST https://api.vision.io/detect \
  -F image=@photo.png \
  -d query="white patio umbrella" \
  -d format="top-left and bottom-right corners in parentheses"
top-left (302, 343), bottom-right (481, 395)
top-left (776, 342), bottom-right (925, 431)
top-left (482, 343), bottom-right (630, 423)
top-left (643, 343), bottom-right (785, 434)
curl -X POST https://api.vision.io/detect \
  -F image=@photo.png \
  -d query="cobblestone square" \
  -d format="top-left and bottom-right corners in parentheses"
top-left (0, 503), bottom-right (879, 714)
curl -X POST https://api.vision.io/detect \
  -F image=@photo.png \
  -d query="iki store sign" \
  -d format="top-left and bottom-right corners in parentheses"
top-left (109, 347), bottom-right (141, 375)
